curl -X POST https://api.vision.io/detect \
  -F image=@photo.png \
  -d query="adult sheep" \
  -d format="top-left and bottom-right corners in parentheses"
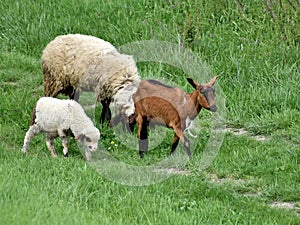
top-left (22, 97), bottom-right (100, 160)
top-left (42, 34), bottom-right (140, 123)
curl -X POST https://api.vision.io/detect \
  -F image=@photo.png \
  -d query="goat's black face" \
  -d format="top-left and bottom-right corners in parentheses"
top-left (187, 76), bottom-right (218, 112)
top-left (199, 86), bottom-right (217, 112)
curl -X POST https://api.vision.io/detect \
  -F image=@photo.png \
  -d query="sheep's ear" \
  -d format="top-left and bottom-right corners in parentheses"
top-left (187, 78), bottom-right (197, 89)
top-left (209, 76), bottom-right (217, 86)
top-left (75, 133), bottom-right (85, 140)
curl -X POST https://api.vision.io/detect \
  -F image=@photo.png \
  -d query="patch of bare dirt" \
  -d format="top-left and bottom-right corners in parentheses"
top-left (154, 168), bottom-right (191, 175)
top-left (219, 127), bottom-right (271, 141)
top-left (270, 201), bottom-right (300, 213)
top-left (209, 173), bottom-right (247, 185)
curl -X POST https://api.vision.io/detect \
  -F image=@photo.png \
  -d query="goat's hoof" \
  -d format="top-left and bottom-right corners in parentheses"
top-left (64, 153), bottom-right (68, 157)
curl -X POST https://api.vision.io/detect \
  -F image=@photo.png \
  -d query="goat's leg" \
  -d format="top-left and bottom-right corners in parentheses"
top-left (100, 99), bottom-right (111, 123)
top-left (173, 127), bottom-right (191, 158)
top-left (128, 113), bottom-right (137, 133)
top-left (22, 124), bottom-right (41, 153)
top-left (170, 134), bottom-right (180, 156)
top-left (45, 134), bottom-right (57, 157)
top-left (137, 117), bottom-right (148, 158)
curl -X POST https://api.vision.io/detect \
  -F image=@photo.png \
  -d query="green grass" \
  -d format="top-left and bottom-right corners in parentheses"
top-left (1, 0), bottom-right (300, 224)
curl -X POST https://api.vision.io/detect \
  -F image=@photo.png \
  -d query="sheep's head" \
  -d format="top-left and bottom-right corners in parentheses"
top-left (75, 128), bottom-right (100, 152)
top-left (187, 76), bottom-right (217, 112)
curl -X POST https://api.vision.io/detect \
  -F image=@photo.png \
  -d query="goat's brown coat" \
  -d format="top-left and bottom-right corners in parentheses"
top-left (132, 77), bottom-right (217, 158)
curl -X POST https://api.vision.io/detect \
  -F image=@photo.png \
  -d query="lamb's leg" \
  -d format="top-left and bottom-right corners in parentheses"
top-left (173, 127), bottom-right (191, 158)
top-left (58, 130), bottom-right (69, 157)
top-left (22, 124), bottom-right (41, 153)
top-left (100, 99), bottom-right (111, 123)
top-left (45, 134), bottom-right (57, 157)
top-left (137, 117), bottom-right (148, 158)
top-left (61, 136), bottom-right (69, 157)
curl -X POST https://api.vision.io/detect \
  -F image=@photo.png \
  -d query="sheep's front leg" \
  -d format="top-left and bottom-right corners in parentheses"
top-left (85, 149), bottom-right (92, 161)
top-left (46, 134), bottom-right (57, 157)
top-left (22, 124), bottom-right (41, 153)
top-left (100, 99), bottom-right (111, 123)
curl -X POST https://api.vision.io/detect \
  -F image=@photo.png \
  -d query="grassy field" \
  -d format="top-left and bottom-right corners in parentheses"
top-left (1, 0), bottom-right (300, 224)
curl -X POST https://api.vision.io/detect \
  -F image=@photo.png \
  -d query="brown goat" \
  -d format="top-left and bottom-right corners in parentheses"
top-left (131, 77), bottom-right (217, 158)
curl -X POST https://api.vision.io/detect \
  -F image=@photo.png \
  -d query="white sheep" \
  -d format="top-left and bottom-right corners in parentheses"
top-left (21, 97), bottom-right (100, 160)
top-left (42, 34), bottom-right (140, 123)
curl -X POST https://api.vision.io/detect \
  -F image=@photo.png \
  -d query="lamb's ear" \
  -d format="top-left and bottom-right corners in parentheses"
top-left (75, 133), bottom-right (85, 140)
top-left (209, 76), bottom-right (217, 86)
top-left (187, 78), bottom-right (197, 89)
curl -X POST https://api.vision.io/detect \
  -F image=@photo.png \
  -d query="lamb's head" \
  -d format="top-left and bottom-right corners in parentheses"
top-left (75, 128), bottom-right (100, 152)
top-left (187, 76), bottom-right (217, 112)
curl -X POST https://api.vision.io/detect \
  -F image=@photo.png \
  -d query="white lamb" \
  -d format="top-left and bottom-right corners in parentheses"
top-left (42, 34), bottom-right (140, 124)
top-left (21, 97), bottom-right (100, 160)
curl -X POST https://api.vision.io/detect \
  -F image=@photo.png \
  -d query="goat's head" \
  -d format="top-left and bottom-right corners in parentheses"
top-left (187, 76), bottom-right (217, 112)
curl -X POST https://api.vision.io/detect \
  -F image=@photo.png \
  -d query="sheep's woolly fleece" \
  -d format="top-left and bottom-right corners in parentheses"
top-left (42, 34), bottom-right (140, 116)
top-left (33, 97), bottom-right (100, 142)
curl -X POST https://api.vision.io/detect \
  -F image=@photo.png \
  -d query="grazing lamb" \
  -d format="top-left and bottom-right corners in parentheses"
top-left (21, 97), bottom-right (100, 160)
top-left (42, 34), bottom-right (140, 123)
top-left (130, 77), bottom-right (217, 158)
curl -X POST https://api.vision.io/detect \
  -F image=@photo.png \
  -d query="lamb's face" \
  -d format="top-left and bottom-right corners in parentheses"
top-left (82, 136), bottom-right (98, 152)
top-left (85, 129), bottom-right (100, 152)
top-left (76, 129), bottom-right (100, 152)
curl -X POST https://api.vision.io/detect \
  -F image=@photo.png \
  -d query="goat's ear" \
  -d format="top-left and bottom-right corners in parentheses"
top-left (187, 78), bottom-right (197, 89)
top-left (75, 133), bottom-right (85, 140)
top-left (209, 76), bottom-right (217, 86)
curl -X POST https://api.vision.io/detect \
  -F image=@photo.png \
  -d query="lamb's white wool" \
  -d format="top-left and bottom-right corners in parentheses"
top-left (22, 97), bottom-right (100, 160)
top-left (42, 34), bottom-right (141, 122)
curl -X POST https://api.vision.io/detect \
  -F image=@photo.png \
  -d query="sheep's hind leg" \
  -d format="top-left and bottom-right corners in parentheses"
top-left (46, 133), bottom-right (57, 157)
top-left (22, 124), bottom-right (41, 153)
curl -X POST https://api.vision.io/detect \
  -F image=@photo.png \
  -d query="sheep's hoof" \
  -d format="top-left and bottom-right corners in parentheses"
top-left (64, 152), bottom-right (68, 157)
